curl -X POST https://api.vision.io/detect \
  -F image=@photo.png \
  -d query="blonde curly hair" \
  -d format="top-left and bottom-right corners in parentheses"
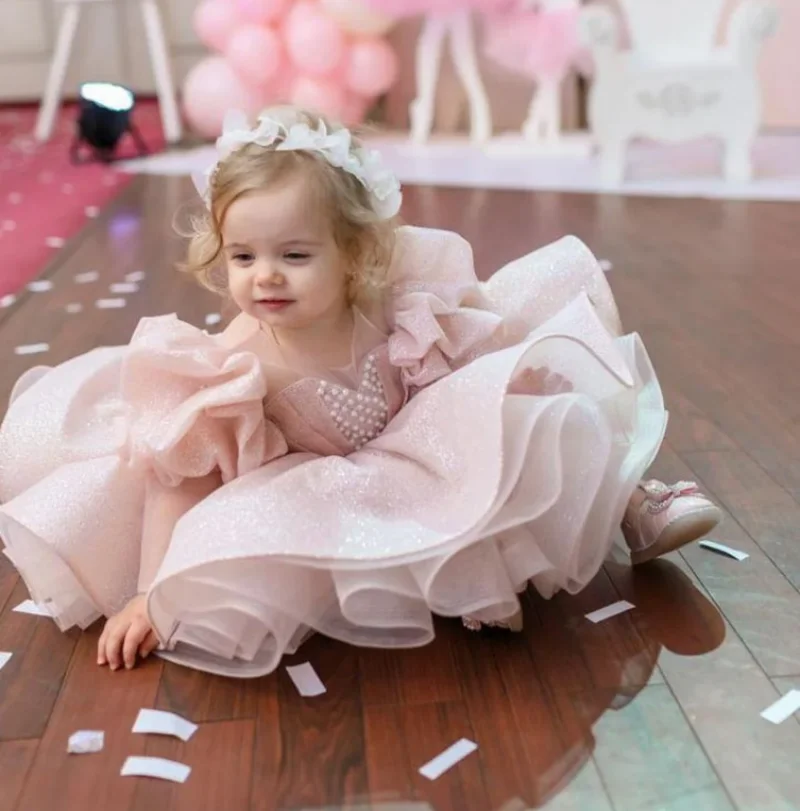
top-left (180, 107), bottom-right (398, 302)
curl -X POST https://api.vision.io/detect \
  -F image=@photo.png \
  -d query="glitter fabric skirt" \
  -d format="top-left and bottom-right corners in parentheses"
top-left (0, 238), bottom-right (666, 678)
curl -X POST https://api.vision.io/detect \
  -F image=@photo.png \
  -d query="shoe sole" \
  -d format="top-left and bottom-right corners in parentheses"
top-left (630, 506), bottom-right (723, 566)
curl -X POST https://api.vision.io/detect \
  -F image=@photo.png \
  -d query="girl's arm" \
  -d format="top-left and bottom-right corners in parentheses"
top-left (137, 471), bottom-right (222, 593)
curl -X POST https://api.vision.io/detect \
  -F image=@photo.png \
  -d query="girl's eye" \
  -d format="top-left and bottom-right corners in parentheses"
top-left (232, 253), bottom-right (253, 263)
top-left (284, 251), bottom-right (311, 262)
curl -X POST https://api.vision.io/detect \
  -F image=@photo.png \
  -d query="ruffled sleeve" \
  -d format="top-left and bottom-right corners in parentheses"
top-left (386, 227), bottom-right (505, 390)
top-left (120, 315), bottom-right (287, 486)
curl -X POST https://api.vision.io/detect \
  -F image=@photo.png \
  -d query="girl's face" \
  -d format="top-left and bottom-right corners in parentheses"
top-left (222, 172), bottom-right (349, 330)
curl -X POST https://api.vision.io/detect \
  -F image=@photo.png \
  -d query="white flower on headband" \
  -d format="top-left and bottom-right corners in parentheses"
top-left (192, 110), bottom-right (402, 221)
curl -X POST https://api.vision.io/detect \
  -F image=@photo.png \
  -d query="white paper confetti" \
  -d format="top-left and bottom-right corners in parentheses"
top-left (125, 271), bottom-right (146, 283)
top-left (65, 303), bottom-right (83, 314)
top-left (761, 690), bottom-right (800, 724)
top-left (599, 259), bottom-right (613, 272)
top-left (74, 271), bottom-right (99, 284)
top-left (8, 192), bottom-right (21, 204)
top-left (205, 313), bottom-right (222, 327)
top-left (85, 206), bottom-right (100, 218)
top-left (27, 280), bottom-right (53, 292)
top-left (14, 343), bottom-right (50, 356)
top-left (419, 739), bottom-right (478, 780)
top-left (67, 730), bottom-right (104, 754)
top-left (45, 236), bottom-right (65, 249)
top-left (13, 599), bottom-right (51, 616)
top-left (585, 600), bottom-right (635, 624)
top-left (1, 293), bottom-right (16, 308)
top-left (0, 652), bottom-right (12, 671)
top-left (96, 298), bottom-right (126, 309)
top-left (286, 662), bottom-right (326, 697)
top-left (2, 220), bottom-right (16, 232)
top-left (132, 709), bottom-right (198, 742)
top-left (109, 282), bottom-right (139, 294)
top-left (121, 756), bottom-right (191, 784)
top-left (699, 541), bottom-right (749, 562)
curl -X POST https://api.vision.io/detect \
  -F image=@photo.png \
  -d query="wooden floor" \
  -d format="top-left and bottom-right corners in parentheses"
top-left (1, 176), bottom-right (800, 811)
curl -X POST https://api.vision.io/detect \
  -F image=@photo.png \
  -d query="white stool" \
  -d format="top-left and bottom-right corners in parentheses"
top-left (35, 0), bottom-right (182, 144)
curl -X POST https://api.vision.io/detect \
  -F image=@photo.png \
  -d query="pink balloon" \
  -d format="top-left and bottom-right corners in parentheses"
top-left (341, 93), bottom-right (371, 126)
top-left (290, 75), bottom-right (347, 120)
top-left (183, 56), bottom-right (264, 138)
top-left (235, 0), bottom-right (291, 24)
top-left (344, 37), bottom-right (398, 97)
top-left (193, 0), bottom-right (244, 52)
top-left (284, 1), bottom-right (347, 77)
top-left (225, 25), bottom-right (285, 86)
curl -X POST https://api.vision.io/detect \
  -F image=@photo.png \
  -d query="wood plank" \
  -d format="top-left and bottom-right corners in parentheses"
top-left (359, 617), bottom-right (463, 707)
top-left (649, 444), bottom-right (800, 677)
top-left (771, 679), bottom-right (800, 727)
top-left (0, 739), bottom-right (38, 811)
top-left (155, 661), bottom-right (261, 723)
top-left (683, 450), bottom-right (800, 593)
top-left (590, 684), bottom-right (734, 811)
top-left (527, 569), bottom-right (664, 695)
top-left (364, 701), bottom-right (490, 811)
top-left (0, 554), bottom-right (18, 614)
top-left (15, 629), bottom-right (163, 811)
top-left (451, 615), bottom-right (613, 810)
top-left (0, 579), bottom-right (78, 740)
top-left (128, 719), bottom-right (255, 811)
top-left (609, 552), bottom-right (800, 810)
top-left (268, 634), bottom-right (367, 811)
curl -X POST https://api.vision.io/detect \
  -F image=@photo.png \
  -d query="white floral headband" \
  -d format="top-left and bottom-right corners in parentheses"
top-left (192, 110), bottom-right (403, 221)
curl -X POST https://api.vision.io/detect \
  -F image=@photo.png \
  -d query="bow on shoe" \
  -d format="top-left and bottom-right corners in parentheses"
top-left (641, 480), bottom-right (700, 514)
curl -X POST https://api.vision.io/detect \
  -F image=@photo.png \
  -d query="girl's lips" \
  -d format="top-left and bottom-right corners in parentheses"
top-left (256, 299), bottom-right (294, 311)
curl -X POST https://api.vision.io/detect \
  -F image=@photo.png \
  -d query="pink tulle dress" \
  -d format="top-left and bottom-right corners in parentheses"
top-left (483, 5), bottom-right (586, 79)
top-left (363, 0), bottom-right (510, 17)
top-left (0, 227), bottom-right (665, 678)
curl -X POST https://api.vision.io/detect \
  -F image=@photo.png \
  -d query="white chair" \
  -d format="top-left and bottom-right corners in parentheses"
top-left (35, 0), bottom-right (182, 144)
top-left (581, 0), bottom-right (779, 183)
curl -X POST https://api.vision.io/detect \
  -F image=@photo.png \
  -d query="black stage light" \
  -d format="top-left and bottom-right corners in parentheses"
top-left (71, 82), bottom-right (148, 164)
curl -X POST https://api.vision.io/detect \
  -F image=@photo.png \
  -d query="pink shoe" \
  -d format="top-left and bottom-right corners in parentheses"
top-left (622, 480), bottom-right (722, 566)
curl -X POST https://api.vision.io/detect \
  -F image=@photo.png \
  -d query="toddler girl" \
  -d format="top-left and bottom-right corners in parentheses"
top-left (0, 107), bottom-right (720, 676)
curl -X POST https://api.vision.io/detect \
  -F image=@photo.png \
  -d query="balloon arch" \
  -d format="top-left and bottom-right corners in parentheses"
top-left (186, 0), bottom-right (399, 136)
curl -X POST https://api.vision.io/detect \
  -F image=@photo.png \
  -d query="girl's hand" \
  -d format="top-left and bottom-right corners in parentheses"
top-left (97, 594), bottom-right (159, 671)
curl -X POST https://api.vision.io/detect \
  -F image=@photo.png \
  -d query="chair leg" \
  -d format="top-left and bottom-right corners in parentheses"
top-left (600, 138), bottom-right (627, 185)
top-left (723, 137), bottom-right (752, 183)
top-left (139, 0), bottom-right (182, 144)
top-left (35, 2), bottom-right (82, 143)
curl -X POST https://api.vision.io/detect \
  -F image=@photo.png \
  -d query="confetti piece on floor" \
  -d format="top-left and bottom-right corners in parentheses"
top-left (699, 541), bottom-right (749, 562)
top-left (27, 280), bottom-right (53, 292)
top-left (121, 756), bottom-right (191, 784)
top-left (74, 271), bottom-right (99, 284)
top-left (96, 298), bottom-right (126, 309)
top-left (65, 303), bottom-right (83, 314)
top-left (0, 652), bottom-right (11, 671)
top-left (1, 294), bottom-right (16, 308)
top-left (46, 236), bottom-right (65, 249)
top-left (761, 690), bottom-right (800, 724)
top-left (599, 259), bottom-right (613, 272)
top-left (125, 271), bottom-right (146, 283)
top-left (110, 282), bottom-right (139, 294)
top-left (419, 739), bottom-right (478, 780)
top-left (14, 343), bottom-right (50, 356)
top-left (8, 192), bottom-right (21, 204)
top-left (85, 206), bottom-right (100, 218)
top-left (132, 709), bottom-right (198, 742)
top-left (205, 313), bottom-right (222, 327)
top-left (585, 600), bottom-right (635, 624)
top-left (13, 599), bottom-right (51, 616)
top-left (67, 730), bottom-right (104, 754)
top-left (286, 662), bottom-right (326, 697)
